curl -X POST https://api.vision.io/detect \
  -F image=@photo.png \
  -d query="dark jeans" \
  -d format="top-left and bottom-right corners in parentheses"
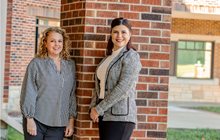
top-left (23, 118), bottom-right (65, 140)
top-left (98, 116), bottom-right (135, 140)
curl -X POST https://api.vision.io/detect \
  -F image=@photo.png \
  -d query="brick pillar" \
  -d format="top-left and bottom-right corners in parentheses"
top-left (61, 0), bottom-right (171, 139)
top-left (214, 43), bottom-right (220, 81)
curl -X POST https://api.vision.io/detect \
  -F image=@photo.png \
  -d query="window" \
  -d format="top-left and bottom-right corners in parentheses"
top-left (175, 40), bottom-right (213, 79)
top-left (35, 18), bottom-right (60, 53)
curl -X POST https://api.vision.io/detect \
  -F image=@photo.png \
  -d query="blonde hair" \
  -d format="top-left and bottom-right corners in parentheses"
top-left (37, 27), bottom-right (70, 60)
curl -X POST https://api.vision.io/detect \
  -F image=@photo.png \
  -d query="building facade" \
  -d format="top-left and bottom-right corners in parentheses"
top-left (1, 0), bottom-right (171, 139)
top-left (170, 0), bottom-right (220, 102)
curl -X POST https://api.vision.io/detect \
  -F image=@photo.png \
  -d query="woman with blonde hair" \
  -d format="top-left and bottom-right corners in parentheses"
top-left (20, 27), bottom-right (77, 140)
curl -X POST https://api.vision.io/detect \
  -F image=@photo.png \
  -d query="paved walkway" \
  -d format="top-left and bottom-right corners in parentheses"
top-left (168, 102), bottom-right (220, 129)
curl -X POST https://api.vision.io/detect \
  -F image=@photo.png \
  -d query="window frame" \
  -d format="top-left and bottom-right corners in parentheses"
top-left (173, 40), bottom-right (214, 79)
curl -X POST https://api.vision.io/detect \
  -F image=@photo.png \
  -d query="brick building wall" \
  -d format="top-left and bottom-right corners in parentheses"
top-left (61, 0), bottom-right (171, 139)
top-left (170, 17), bottom-right (220, 102)
top-left (4, 0), bottom-right (60, 111)
top-left (172, 18), bottom-right (220, 80)
top-left (172, 18), bottom-right (220, 36)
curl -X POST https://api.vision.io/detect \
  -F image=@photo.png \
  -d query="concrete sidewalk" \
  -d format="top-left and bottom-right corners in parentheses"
top-left (168, 101), bottom-right (220, 129)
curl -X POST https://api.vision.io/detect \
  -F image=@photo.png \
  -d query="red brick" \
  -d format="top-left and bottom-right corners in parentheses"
top-left (137, 108), bottom-right (157, 114)
top-left (137, 115), bottom-right (147, 122)
top-left (76, 121), bottom-right (91, 128)
top-left (159, 77), bottom-right (169, 84)
top-left (159, 108), bottom-right (167, 115)
top-left (86, 2), bottom-right (107, 9)
top-left (86, 10), bottom-right (95, 17)
top-left (120, 12), bottom-right (139, 19)
top-left (97, 27), bottom-right (110, 34)
top-left (78, 97), bottom-right (92, 104)
top-left (77, 105), bottom-right (90, 113)
top-left (132, 36), bottom-right (149, 43)
top-left (137, 123), bottom-right (157, 129)
top-left (148, 100), bottom-right (168, 107)
top-left (78, 81), bottom-right (95, 88)
top-left (97, 11), bottom-right (118, 18)
top-left (120, 0), bottom-right (140, 4)
top-left (152, 22), bottom-right (170, 29)
top-left (108, 4), bottom-right (129, 10)
top-left (95, 42), bottom-right (107, 49)
top-left (142, 0), bottom-right (161, 5)
top-left (136, 84), bottom-right (148, 90)
top-left (130, 5), bottom-right (150, 12)
top-left (158, 124), bottom-right (167, 130)
top-left (148, 116), bottom-right (167, 122)
top-left (142, 29), bottom-right (161, 36)
top-left (160, 61), bottom-right (169, 69)
top-left (149, 84), bottom-right (168, 91)
top-left (162, 30), bottom-right (170, 37)
top-left (140, 44), bottom-right (160, 51)
top-left (76, 129), bottom-right (99, 136)
top-left (149, 53), bottom-right (169, 60)
top-left (138, 76), bottom-right (158, 83)
top-left (159, 92), bottom-right (168, 99)
top-left (151, 37), bottom-right (170, 44)
top-left (77, 89), bottom-right (93, 96)
top-left (132, 130), bottom-right (146, 137)
top-left (85, 18), bottom-right (106, 25)
top-left (141, 60), bottom-right (159, 68)
top-left (132, 29), bottom-right (140, 35)
top-left (131, 21), bottom-right (150, 28)
top-left (161, 45), bottom-right (170, 52)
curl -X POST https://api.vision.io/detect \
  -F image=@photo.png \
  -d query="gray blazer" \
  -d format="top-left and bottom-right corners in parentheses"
top-left (90, 47), bottom-right (142, 123)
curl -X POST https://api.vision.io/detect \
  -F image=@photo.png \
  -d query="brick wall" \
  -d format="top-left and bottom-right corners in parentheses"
top-left (172, 18), bottom-right (220, 36)
top-left (3, 0), bottom-right (60, 104)
top-left (61, 0), bottom-right (171, 139)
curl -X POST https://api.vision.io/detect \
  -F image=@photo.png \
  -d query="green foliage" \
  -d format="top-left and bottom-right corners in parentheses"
top-left (191, 106), bottom-right (220, 114)
top-left (167, 128), bottom-right (220, 140)
top-left (7, 125), bottom-right (24, 140)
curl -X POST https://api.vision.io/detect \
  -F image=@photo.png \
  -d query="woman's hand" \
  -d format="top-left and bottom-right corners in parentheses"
top-left (26, 118), bottom-right (37, 136)
top-left (65, 118), bottom-right (74, 137)
top-left (90, 107), bottom-right (99, 123)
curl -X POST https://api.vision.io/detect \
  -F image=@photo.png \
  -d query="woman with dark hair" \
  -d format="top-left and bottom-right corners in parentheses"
top-left (90, 17), bottom-right (142, 140)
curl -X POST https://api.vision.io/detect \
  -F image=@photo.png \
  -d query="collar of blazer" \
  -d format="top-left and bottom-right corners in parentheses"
top-left (95, 46), bottom-right (128, 75)
top-left (95, 46), bottom-right (129, 89)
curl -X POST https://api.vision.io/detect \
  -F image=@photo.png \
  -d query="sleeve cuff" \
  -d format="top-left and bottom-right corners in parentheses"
top-left (25, 114), bottom-right (34, 118)
top-left (95, 105), bottom-right (104, 116)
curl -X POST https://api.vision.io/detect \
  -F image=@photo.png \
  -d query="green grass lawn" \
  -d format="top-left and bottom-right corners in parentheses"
top-left (168, 106), bottom-right (220, 140)
top-left (167, 128), bottom-right (220, 140)
top-left (7, 125), bottom-right (24, 140)
top-left (190, 106), bottom-right (220, 114)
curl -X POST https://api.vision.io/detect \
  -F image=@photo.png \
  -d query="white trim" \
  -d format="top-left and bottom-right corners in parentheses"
top-left (172, 11), bottom-right (220, 21)
top-left (0, 0), bottom-right (7, 110)
top-left (171, 33), bottom-right (220, 43)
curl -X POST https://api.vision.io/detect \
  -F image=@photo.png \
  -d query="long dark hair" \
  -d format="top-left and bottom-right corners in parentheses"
top-left (106, 17), bottom-right (134, 55)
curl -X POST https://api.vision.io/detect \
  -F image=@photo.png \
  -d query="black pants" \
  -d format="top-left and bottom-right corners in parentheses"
top-left (98, 116), bottom-right (135, 140)
top-left (23, 118), bottom-right (65, 140)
